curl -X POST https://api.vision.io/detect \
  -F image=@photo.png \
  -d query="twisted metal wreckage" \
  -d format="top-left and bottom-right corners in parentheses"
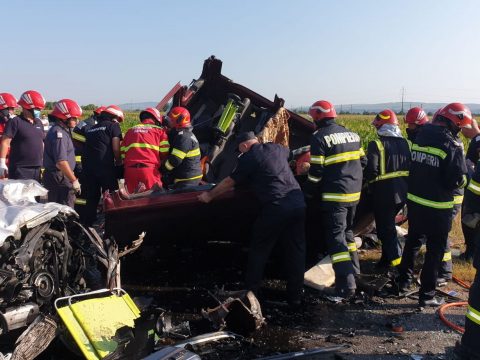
top-left (0, 180), bottom-right (143, 359)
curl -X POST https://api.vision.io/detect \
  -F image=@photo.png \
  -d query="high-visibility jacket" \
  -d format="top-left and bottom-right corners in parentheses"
top-left (407, 124), bottom-right (467, 210)
top-left (365, 136), bottom-right (411, 204)
top-left (163, 126), bottom-right (202, 184)
top-left (307, 119), bottom-right (366, 207)
top-left (121, 122), bottom-right (169, 166)
top-left (72, 117), bottom-right (97, 171)
top-left (465, 160), bottom-right (480, 213)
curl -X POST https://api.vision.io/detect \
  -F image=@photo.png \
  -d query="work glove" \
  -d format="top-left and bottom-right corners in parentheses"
top-left (0, 158), bottom-right (8, 178)
top-left (72, 179), bottom-right (81, 195)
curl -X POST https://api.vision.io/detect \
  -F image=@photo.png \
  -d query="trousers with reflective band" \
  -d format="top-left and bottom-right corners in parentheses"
top-left (369, 139), bottom-right (409, 183)
top-left (322, 192), bottom-right (361, 202)
top-left (467, 179), bottom-right (480, 196)
top-left (407, 193), bottom-right (453, 209)
top-left (331, 251), bottom-right (351, 264)
top-left (466, 305), bottom-right (480, 326)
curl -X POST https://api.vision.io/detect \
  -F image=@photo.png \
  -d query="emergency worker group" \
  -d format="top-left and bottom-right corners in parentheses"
top-left (0, 91), bottom-right (479, 358)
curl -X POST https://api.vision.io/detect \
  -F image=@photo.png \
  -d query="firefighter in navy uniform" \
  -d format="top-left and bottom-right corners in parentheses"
top-left (405, 108), bottom-right (454, 285)
top-left (304, 100), bottom-right (366, 299)
top-left (461, 119), bottom-right (480, 261)
top-left (0, 93), bottom-right (17, 136)
top-left (198, 132), bottom-right (306, 308)
top-left (455, 161), bottom-right (480, 360)
top-left (397, 103), bottom-right (471, 307)
top-left (43, 99), bottom-right (82, 207)
top-left (162, 107), bottom-right (202, 189)
top-left (365, 109), bottom-right (410, 271)
top-left (82, 105), bottom-right (123, 226)
top-left (71, 106), bottom-right (106, 216)
top-left (0, 90), bottom-right (46, 181)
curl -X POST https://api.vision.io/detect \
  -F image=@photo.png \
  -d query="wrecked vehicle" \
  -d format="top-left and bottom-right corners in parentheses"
top-left (103, 56), bottom-right (387, 273)
top-left (0, 180), bottom-right (138, 358)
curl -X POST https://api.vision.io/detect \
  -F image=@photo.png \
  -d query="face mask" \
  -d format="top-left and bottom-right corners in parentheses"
top-left (33, 109), bottom-right (41, 119)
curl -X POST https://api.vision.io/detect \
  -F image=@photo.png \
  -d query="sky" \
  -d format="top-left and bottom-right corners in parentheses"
top-left (3, 0), bottom-right (480, 108)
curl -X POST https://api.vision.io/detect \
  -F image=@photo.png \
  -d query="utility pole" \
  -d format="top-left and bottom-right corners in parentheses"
top-left (401, 87), bottom-right (405, 114)
top-left (350, 104), bottom-right (353, 114)
top-left (340, 104), bottom-right (343, 113)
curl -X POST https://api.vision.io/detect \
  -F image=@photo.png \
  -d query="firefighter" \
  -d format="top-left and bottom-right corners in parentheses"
top-left (43, 99), bottom-right (82, 207)
top-left (365, 109), bottom-right (410, 272)
top-left (162, 107), bottom-right (202, 189)
top-left (0, 90), bottom-right (46, 181)
top-left (121, 107), bottom-right (169, 192)
top-left (82, 105), bottom-right (123, 226)
top-left (455, 160), bottom-right (480, 360)
top-left (397, 103), bottom-right (470, 307)
top-left (198, 131), bottom-right (306, 307)
top-left (71, 106), bottom-right (106, 216)
top-left (304, 100), bottom-right (366, 299)
top-left (461, 119), bottom-right (480, 261)
top-left (0, 93), bottom-right (17, 136)
top-left (405, 108), bottom-right (453, 285)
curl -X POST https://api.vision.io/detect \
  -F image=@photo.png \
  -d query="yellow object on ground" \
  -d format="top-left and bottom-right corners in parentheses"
top-left (55, 289), bottom-right (140, 360)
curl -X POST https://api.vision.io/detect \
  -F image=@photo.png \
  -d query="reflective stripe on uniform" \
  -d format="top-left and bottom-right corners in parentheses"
top-left (324, 150), bottom-right (361, 166)
top-left (75, 156), bottom-right (81, 163)
top-left (453, 195), bottom-right (464, 205)
top-left (174, 174), bottom-right (202, 183)
top-left (72, 132), bottom-right (86, 142)
top-left (347, 243), bottom-right (357, 252)
top-left (331, 251), bottom-right (351, 264)
top-left (391, 257), bottom-right (402, 266)
top-left (411, 144), bottom-right (447, 159)
top-left (186, 148), bottom-right (201, 157)
top-left (467, 179), bottom-right (480, 195)
top-left (466, 305), bottom-right (480, 326)
top-left (310, 155), bottom-right (325, 165)
top-left (171, 148), bottom-right (187, 159)
top-left (443, 251), bottom-right (452, 262)
top-left (322, 192), bottom-right (361, 202)
top-left (164, 160), bottom-right (174, 170)
top-left (369, 139), bottom-right (409, 183)
top-left (407, 193), bottom-right (453, 209)
top-left (159, 140), bottom-right (170, 153)
top-left (75, 198), bottom-right (86, 205)
top-left (459, 175), bottom-right (468, 189)
top-left (307, 174), bottom-right (321, 183)
top-left (121, 142), bottom-right (161, 153)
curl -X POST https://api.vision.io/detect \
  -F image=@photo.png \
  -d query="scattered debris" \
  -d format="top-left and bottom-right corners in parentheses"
top-left (304, 256), bottom-right (335, 289)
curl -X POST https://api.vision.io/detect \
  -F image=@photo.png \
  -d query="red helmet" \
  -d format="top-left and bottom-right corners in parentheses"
top-left (18, 90), bottom-right (46, 110)
top-left (308, 100), bottom-right (337, 121)
top-left (140, 107), bottom-right (163, 124)
top-left (167, 106), bottom-right (191, 129)
top-left (103, 105), bottom-right (124, 122)
top-left (0, 93), bottom-right (17, 110)
top-left (93, 106), bottom-right (107, 115)
top-left (50, 99), bottom-right (83, 120)
top-left (436, 102), bottom-right (473, 129)
top-left (405, 107), bottom-right (429, 125)
top-left (372, 109), bottom-right (398, 128)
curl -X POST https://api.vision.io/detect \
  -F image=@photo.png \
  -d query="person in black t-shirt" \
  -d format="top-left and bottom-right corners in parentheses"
top-left (0, 90), bottom-right (46, 181)
top-left (198, 132), bottom-right (306, 308)
top-left (82, 105), bottom-right (124, 226)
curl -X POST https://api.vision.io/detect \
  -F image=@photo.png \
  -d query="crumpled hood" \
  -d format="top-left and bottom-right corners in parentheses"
top-left (0, 179), bottom-right (76, 245)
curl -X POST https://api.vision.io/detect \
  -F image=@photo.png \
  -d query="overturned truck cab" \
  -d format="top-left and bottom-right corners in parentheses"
top-left (103, 56), bottom-right (376, 275)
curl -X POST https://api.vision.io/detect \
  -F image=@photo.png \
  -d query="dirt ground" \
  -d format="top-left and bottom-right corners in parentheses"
top-left (117, 244), bottom-right (471, 360)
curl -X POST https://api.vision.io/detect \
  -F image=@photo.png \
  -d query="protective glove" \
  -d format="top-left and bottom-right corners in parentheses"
top-left (0, 158), bottom-right (8, 178)
top-left (72, 179), bottom-right (81, 195)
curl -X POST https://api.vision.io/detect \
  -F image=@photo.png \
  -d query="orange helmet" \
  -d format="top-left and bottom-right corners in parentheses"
top-left (405, 107), bottom-right (429, 125)
top-left (436, 103), bottom-right (472, 129)
top-left (102, 105), bottom-right (124, 122)
top-left (372, 109), bottom-right (398, 128)
top-left (50, 99), bottom-right (82, 121)
top-left (167, 106), bottom-right (191, 129)
top-left (308, 100), bottom-right (337, 122)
